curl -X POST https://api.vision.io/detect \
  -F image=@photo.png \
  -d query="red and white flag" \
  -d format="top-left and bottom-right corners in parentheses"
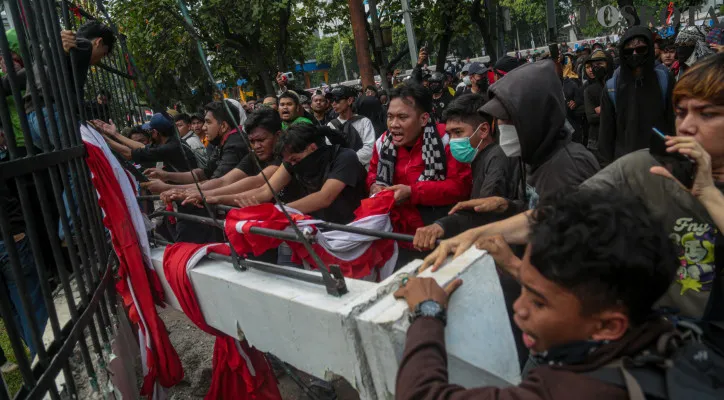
top-left (225, 191), bottom-right (399, 281)
top-left (163, 243), bottom-right (282, 400)
top-left (82, 125), bottom-right (182, 399)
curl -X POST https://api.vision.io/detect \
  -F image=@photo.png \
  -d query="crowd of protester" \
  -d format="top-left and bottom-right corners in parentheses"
top-left (1, 17), bottom-right (723, 397)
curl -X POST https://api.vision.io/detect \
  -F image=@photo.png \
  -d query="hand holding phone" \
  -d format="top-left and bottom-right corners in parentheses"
top-left (649, 128), bottom-right (697, 190)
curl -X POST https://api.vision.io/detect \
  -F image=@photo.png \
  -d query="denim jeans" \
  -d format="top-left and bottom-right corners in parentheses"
top-left (0, 236), bottom-right (49, 358)
top-left (27, 106), bottom-right (76, 240)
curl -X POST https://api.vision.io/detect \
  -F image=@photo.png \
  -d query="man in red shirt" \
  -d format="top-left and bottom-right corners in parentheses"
top-left (367, 83), bottom-right (471, 266)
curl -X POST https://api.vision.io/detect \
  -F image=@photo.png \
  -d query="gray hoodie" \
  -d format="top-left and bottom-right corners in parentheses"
top-left (487, 60), bottom-right (600, 208)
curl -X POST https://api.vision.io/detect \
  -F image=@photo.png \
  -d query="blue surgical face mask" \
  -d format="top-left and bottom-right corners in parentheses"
top-left (450, 124), bottom-right (483, 163)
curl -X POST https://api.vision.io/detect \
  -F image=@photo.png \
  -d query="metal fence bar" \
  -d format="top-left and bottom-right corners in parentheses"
top-left (0, 0), bottom-right (148, 397)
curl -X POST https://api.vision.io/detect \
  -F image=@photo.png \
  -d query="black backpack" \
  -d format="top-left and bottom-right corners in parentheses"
top-left (328, 116), bottom-right (364, 151)
top-left (586, 321), bottom-right (724, 400)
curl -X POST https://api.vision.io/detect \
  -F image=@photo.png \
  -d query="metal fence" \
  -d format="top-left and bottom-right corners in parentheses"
top-left (0, 0), bottom-right (146, 398)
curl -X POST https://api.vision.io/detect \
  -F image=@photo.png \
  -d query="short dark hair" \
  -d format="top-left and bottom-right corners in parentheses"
top-left (528, 189), bottom-right (677, 326)
top-left (365, 85), bottom-right (378, 95)
top-left (277, 123), bottom-right (325, 155)
top-left (388, 83), bottom-right (432, 114)
top-left (174, 113), bottom-right (191, 124)
top-left (244, 107), bottom-right (282, 135)
top-left (190, 113), bottom-right (203, 122)
top-left (77, 21), bottom-right (116, 54)
top-left (204, 101), bottom-right (240, 130)
top-left (442, 94), bottom-right (492, 127)
top-left (279, 91), bottom-right (301, 106)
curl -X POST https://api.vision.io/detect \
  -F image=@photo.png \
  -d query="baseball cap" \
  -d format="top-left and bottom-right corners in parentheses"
top-left (142, 113), bottom-right (174, 136)
top-left (468, 62), bottom-right (486, 75)
top-left (326, 86), bottom-right (355, 102)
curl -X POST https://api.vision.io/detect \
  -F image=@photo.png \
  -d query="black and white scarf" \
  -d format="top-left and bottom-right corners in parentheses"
top-left (375, 122), bottom-right (446, 187)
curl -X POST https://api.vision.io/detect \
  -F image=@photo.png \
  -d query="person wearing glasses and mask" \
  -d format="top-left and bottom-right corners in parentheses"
top-left (598, 26), bottom-right (675, 165)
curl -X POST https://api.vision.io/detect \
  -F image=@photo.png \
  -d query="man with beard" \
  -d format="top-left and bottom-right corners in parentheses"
top-left (428, 72), bottom-right (454, 122)
top-left (598, 26), bottom-right (675, 165)
top-left (143, 100), bottom-right (246, 185)
top-left (310, 91), bottom-right (332, 127)
top-left (278, 91), bottom-right (312, 129)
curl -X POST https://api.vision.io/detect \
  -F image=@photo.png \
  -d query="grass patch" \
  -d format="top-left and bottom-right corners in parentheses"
top-left (0, 319), bottom-right (30, 396)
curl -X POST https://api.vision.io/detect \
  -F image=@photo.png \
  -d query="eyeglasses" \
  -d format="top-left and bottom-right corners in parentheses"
top-left (622, 46), bottom-right (648, 56)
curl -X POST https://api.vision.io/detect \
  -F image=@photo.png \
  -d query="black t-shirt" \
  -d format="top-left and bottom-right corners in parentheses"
top-left (235, 154), bottom-right (282, 176)
top-left (131, 136), bottom-right (197, 172)
top-left (431, 91), bottom-right (455, 122)
top-left (284, 146), bottom-right (366, 224)
top-left (204, 131), bottom-right (247, 179)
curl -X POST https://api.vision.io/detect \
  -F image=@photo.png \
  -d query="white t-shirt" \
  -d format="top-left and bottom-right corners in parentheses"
top-left (182, 132), bottom-right (204, 150)
top-left (327, 115), bottom-right (376, 168)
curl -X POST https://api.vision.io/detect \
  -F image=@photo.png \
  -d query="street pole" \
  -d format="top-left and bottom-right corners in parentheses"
top-left (400, 0), bottom-right (417, 68)
top-left (368, 0), bottom-right (389, 90)
top-left (347, 0), bottom-right (375, 87)
top-left (339, 34), bottom-right (349, 81)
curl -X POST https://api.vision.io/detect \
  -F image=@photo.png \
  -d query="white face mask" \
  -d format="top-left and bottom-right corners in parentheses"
top-left (498, 124), bottom-right (521, 157)
top-left (463, 76), bottom-right (471, 86)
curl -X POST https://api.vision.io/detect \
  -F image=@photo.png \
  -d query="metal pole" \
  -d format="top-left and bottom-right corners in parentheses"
top-left (546, 0), bottom-right (556, 44)
top-left (339, 34), bottom-right (349, 81)
top-left (368, 0), bottom-right (389, 90)
top-left (400, 0), bottom-right (418, 67)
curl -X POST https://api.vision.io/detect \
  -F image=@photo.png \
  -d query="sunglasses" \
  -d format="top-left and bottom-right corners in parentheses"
top-left (622, 46), bottom-right (648, 56)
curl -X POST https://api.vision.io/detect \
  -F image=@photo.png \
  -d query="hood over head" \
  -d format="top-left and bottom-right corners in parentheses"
top-left (481, 60), bottom-right (567, 166)
top-left (618, 26), bottom-right (656, 73)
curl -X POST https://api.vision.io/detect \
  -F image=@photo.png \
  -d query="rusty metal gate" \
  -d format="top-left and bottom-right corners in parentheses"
top-left (0, 0), bottom-right (150, 398)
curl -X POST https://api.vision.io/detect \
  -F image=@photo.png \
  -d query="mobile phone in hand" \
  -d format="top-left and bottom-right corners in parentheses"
top-left (649, 128), bottom-right (695, 189)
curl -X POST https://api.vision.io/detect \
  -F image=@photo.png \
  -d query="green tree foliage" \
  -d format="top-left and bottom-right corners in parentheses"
top-left (112, 0), bottom-right (321, 109)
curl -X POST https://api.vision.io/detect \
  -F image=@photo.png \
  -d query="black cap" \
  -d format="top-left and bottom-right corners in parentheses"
top-left (326, 86), bottom-right (355, 102)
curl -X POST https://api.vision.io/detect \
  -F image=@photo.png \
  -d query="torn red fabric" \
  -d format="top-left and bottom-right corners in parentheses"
top-left (84, 142), bottom-right (183, 396)
top-left (225, 191), bottom-right (398, 280)
top-left (163, 243), bottom-right (282, 400)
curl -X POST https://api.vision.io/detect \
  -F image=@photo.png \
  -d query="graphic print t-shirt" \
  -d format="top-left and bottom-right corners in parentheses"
top-left (582, 150), bottom-right (721, 319)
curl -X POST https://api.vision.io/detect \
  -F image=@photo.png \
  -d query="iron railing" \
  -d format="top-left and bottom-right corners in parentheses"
top-left (0, 1), bottom-right (147, 398)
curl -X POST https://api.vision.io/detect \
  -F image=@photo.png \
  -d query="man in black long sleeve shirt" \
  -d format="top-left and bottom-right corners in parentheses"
top-left (413, 94), bottom-right (518, 250)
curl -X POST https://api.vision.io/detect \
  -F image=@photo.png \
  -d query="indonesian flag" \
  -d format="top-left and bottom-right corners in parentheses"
top-left (163, 243), bottom-right (282, 400)
top-left (82, 125), bottom-right (182, 399)
top-left (225, 191), bottom-right (398, 281)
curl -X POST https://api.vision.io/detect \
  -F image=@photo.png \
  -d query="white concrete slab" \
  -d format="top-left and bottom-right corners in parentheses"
top-left (151, 246), bottom-right (520, 399)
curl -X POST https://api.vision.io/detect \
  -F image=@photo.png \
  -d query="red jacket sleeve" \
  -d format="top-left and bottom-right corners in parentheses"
top-left (366, 138), bottom-right (381, 189)
top-left (409, 145), bottom-right (472, 206)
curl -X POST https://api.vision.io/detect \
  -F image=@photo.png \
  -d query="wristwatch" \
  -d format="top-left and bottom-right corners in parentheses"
top-left (409, 300), bottom-right (447, 326)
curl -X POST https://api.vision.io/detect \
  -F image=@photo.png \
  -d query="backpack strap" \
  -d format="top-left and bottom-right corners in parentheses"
top-left (585, 359), bottom-right (668, 400)
top-left (605, 68), bottom-right (619, 110)
top-left (330, 118), bottom-right (343, 131)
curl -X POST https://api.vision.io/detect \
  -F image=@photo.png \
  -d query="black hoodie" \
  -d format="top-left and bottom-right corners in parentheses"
top-left (487, 60), bottom-right (600, 209)
top-left (597, 26), bottom-right (675, 165)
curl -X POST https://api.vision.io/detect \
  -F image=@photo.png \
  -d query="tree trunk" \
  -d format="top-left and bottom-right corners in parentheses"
top-left (347, 0), bottom-right (375, 87)
top-left (277, 1), bottom-right (293, 71)
top-left (471, 0), bottom-right (497, 64)
top-left (436, 28), bottom-right (452, 72)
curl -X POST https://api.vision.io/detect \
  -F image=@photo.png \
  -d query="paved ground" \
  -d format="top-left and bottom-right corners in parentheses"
top-left (160, 307), bottom-right (360, 400)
